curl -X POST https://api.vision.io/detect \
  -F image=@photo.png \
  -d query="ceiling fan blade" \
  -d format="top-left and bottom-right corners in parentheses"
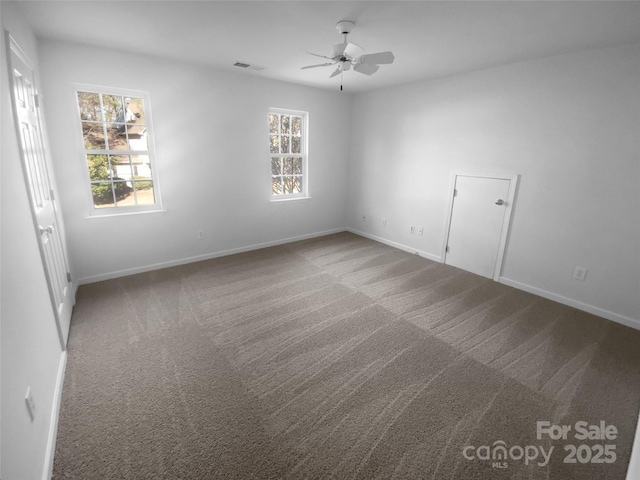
top-left (359, 51), bottom-right (395, 65)
top-left (331, 42), bottom-right (347, 57)
top-left (354, 63), bottom-right (379, 75)
top-left (306, 51), bottom-right (335, 60)
top-left (329, 66), bottom-right (341, 78)
top-left (331, 41), bottom-right (363, 57)
top-left (343, 42), bottom-right (364, 58)
top-left (301, 62), bottom-right (335, 70)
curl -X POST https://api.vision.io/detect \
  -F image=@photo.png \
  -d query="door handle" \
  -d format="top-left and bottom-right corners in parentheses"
top-left (39, 225), bottom-right (54, 235)
top-left (495, 199), bottom-right (505, 206)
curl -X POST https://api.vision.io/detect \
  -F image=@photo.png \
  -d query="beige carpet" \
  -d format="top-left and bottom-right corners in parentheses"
top-left (53, 232), bottom-right (640, 479)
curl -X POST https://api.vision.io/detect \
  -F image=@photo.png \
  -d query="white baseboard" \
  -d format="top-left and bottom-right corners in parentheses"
top-left (76, 227), bottom-right (640, 332)
top-left (43, 351), bottom-right (67, 480)
top-left (499, 277), bottom-right (640, 331)
top-left (346, 228), bottom-right (442, 263)
top-left (76, 228), bottom-right (346, 285)
top-left (347, 229), bottom-right (639, 332)
top-left (627, 410), bottom-right (640, 480)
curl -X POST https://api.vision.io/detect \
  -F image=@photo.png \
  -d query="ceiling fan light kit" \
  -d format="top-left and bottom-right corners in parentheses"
top-left (301, 20), bottom-right (395, 90)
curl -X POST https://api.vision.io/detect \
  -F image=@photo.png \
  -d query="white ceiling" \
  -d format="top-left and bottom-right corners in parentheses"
top-left (15, 0), bottom-right (640, 93)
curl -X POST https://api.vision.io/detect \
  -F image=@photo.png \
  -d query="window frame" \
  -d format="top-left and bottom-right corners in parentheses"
top-left (72, 84), bottom-right (163, 216)
top-left (269, 108), bottom-right (309, 201)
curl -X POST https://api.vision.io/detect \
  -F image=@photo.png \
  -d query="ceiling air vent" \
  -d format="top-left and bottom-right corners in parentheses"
top-left (233, 62), bottom-right (267, 72)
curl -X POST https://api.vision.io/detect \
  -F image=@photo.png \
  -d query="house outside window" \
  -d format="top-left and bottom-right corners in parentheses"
top-left (269, 108), bottom-right (308, 199)
top-left (74, 86), bottom-right (161, 213)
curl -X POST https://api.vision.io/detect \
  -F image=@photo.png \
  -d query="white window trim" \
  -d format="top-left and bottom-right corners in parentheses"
top-left (269, 107), bottom-right (309, 202)
top-left (72, 84), bottom-right (163, 217)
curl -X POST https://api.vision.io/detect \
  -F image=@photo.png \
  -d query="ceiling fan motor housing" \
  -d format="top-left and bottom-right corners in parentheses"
top-left (336, 21), bottom-right (354, 35)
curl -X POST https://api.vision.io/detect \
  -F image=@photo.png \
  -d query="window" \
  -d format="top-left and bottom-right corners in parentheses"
top-left (269, 109), bottom-right (307, 198)
top-left (75, 87), bottom-right (160, 213)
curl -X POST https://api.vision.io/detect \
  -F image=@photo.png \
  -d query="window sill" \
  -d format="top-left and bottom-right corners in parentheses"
top-left (85, 208), bottom-right (167, 220)
top-left (270, 196), bottom-right (311, 203)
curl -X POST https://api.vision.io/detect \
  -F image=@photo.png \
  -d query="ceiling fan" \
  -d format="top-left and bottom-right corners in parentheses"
top-left (301, 21), bottom-right (395, 90)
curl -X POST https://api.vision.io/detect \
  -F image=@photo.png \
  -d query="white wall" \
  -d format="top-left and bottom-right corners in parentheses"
top-left (38, 40), bottom-right (351, 283)
top-left (348, 43), bottom-right (640, 326)
top-left (1, 3), bottom-right (66, 479)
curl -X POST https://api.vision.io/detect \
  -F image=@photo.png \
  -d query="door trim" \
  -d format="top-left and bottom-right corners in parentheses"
top-left (441, 171), bottom-right (519, 281)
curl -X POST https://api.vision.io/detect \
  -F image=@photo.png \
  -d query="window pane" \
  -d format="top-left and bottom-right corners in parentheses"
top-left (77, 92), bottom-right (102, 121)
top-left (283, 157), bottom-right (293, 175)
top-left (91, 182), bottom-right (115, 207)
top-left (292, 176), bottom-right (302, 193)
top-left (111, 155), bottom-right (132, 181)
top-left (106, 125), bottom-right (128, 150)
top-left (291, 116), bottom-right (301, 135)
top-left (127, 98), bottom-right (145, 124)
top-left (272, 177), bottom-right (282, 195)
top-left (271, 158), bottom-right (281, 176)
top-left (270, 135), bottom-right (279, 154)
top-left (82, 122), bottom-right (105, 149)
top-left (268, 114), bottom-right (279, 134)
top-left (112, 181), bottom-right (133, 205)
top-left (280, 135), bottom-right (290, 153)
top-left (133, 181), bottom-right (154, 205)
top-left (292, 157), bottom-right (302, 175)
top-left (291, 136), bottom-right (300, 154)
top-left (87, 154), bottom-right (110, 181)
top-left (280, 115), bottom-right (290, 134)
top-left (127, 125), bottom-right (148, 150)
top-left (103, 94), bottom-right (124, 124)
top-left (284, 177), bottom-right (300, 193)
top-left (132, 155), bottom-right (152, 179)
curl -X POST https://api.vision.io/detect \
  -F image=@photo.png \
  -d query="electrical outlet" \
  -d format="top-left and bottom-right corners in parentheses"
top-left (410, 226), bottom-right (415, 234)
top-left (573, 266), bottom-right (587, 281)
top-left (381, 218), bottom-right (387, 227)
top-left (418, 227), bottom-right (424, 236)
top-left (196, 231), bottom-right (205, 240)
top-left (25, 387), bottom-right (36, 421)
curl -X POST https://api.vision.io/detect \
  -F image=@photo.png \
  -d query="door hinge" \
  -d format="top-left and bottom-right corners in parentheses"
top-left (453, 189), bottom-right (458, 197)
top-left (446, 245), bottom-right (450, 253)
top-left (34, 94), bottom-right (40, 108)
top-left (66, 272), bottom-right (72, 283)
top-left (50, 189), bottom-right (55, 201)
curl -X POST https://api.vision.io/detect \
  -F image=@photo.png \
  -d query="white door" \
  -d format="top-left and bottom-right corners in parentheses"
top-left (444, 174), bottom-right (516, 279)
top-left (7, 34), bottom-right (73, 347)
